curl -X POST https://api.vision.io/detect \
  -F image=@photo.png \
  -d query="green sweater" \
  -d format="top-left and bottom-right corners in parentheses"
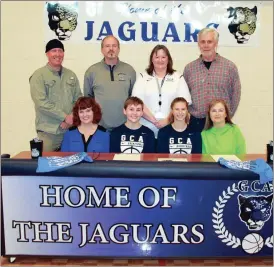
top-left (201, 123), bottom-right (246, 155)
top-left (30, 64), bottom-right (82, 134)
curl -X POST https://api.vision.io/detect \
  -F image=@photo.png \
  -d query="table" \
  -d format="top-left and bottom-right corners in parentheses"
top-left (13, 151), bottom-right (266, 161)
top-left (1, 152), bottom-right (272, 260)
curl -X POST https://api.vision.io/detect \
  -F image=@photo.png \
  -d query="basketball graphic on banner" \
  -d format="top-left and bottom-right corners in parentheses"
top-left (120, 141), bottom-right (144, 154)
top-left (241, 233), bottom-right (264, 254)
top-left (212, 181), bottom-right (273, 254)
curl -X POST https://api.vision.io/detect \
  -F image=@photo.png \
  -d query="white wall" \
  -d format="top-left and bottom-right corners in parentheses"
top-left (1, 1), bottom-right (273, 156)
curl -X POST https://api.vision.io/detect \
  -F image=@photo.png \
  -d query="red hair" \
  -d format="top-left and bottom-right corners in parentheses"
top-left (72, 97), bottom-right (102, 126)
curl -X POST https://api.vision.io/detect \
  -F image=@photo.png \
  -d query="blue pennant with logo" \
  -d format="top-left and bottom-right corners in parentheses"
top-left (36, 152), bottom-right (93, 173)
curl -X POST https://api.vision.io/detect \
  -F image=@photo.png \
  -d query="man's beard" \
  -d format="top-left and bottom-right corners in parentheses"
top-left (202, 50), bottom-right (215, 59)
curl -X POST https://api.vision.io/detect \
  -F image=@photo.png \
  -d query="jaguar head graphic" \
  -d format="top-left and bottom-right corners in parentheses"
top-left (238, 194), bottom-right (273, 231)
top-left (227, 6), bottom-right (257, 44)
top-left (46, 2), bottom-right (78, 41)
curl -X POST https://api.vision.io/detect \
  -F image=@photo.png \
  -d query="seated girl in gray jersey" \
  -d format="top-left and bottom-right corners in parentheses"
top-left (61, 97), bottom-right (110, 152)
top-left (110, 97), bottom-right (155, 153)
top-left (157, 97), bottom-right (202, 154)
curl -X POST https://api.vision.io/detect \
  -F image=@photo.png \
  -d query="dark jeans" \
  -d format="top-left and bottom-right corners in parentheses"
top-left (189, 115), bottom-right (206, 133)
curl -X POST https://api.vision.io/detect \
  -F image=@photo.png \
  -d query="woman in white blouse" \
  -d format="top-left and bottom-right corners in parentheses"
top-left (132, 45), bottom-right (192, 137)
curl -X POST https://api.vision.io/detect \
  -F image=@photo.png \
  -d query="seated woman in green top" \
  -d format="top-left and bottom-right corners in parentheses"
top-left (201, 99), bottom-right (246, 155)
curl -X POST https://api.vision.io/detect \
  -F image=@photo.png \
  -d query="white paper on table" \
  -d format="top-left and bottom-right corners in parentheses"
top-left (113, 154), bottom-right (141, 161)
top-left (211, 155), bottom-right (242, 162)
top-left (158, 158), bottom-right (188, 162)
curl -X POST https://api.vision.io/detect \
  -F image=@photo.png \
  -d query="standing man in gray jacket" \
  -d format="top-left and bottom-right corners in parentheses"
top-left (30, 39), bottom-right (82, 151)
top-left (83, 35), bottom-right (136, 131)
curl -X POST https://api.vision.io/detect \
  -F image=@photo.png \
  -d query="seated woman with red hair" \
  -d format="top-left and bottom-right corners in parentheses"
top-left (61, 97), bottom-right (110, 152)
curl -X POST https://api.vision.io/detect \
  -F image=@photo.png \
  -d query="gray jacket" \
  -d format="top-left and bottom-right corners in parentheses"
top-left (84, 59), bottom-right (136, 130)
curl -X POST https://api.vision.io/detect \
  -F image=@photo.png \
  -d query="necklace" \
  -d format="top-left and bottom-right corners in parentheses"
top-left (172, 123), bottom-right (187, 132)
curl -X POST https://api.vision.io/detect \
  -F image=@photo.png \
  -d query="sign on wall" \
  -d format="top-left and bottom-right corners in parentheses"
top-left (44, 1), bottom-right (261, 46)
top-left (2, 176), bottom-right (273, 257)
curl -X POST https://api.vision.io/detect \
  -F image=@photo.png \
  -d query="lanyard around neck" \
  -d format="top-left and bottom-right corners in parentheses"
top-left (155, 75), bottom-right (166, 109)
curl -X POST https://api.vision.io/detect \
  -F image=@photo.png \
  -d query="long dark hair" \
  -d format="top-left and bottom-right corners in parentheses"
top-left (146, 45), bottom-right (175, 76)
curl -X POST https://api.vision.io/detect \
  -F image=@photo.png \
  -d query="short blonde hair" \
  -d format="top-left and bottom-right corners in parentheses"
top-left (198, 28), bottom-right (219, 42)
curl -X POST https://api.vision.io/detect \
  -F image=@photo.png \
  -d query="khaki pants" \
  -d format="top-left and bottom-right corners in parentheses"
top-left (37, 132), bottom-right (64, 152)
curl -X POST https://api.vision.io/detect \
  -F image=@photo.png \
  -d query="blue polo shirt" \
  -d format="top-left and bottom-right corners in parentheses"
top-left (61, 126), bottom-right (110, 153)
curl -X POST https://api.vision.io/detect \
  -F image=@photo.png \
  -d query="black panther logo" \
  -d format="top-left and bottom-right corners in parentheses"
top-left (227, 6), bottom-right (257, 44)
top-left (46, 2), bottom-right (78, 41)
top-left (238, 194), bottom-right (273, 231)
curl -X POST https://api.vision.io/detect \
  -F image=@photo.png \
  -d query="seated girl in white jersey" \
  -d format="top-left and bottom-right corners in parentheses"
top-left (157, 97), bottom-right (202, 154)
top-left (110, 97), bottom-right (155, 153)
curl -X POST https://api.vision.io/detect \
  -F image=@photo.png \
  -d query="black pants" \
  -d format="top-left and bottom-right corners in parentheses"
top-left (189, 115), bottom-right (206, 133)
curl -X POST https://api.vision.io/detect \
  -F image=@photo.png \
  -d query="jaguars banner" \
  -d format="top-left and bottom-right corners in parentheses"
top-left (44, 1), bottom-right (261, 46)
top-left (2, 175), bottom-right (273, 257)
